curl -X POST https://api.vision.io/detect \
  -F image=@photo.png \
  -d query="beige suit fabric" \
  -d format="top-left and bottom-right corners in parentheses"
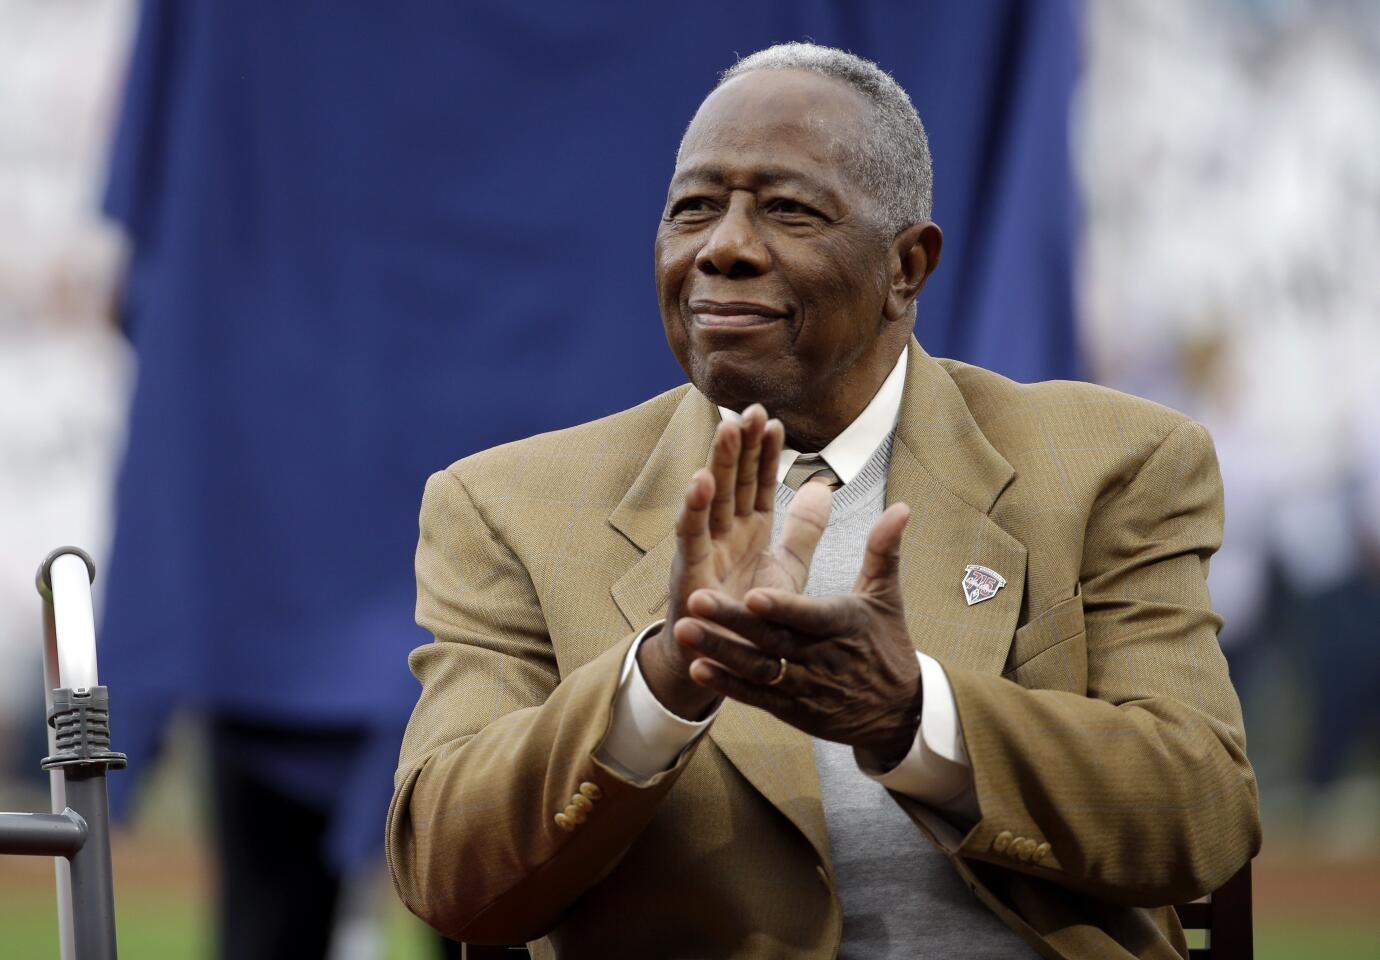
top-left (387, 343), bottom-right (1262, 959)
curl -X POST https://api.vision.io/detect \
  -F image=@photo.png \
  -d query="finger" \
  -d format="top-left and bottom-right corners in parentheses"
top-left (755, 418), bottom-right (784, 513)
top-left (774, 481), bottom-right (832, 588)
top-left (688, 657), bottom-right (796, 716)
top-left (855, 502), bottom-right (912, 593)
top-left (674, 469), bottom-right (715, 567)
top-left (674, 617), bottom-right (783, 686)
top-left (708, 421), bottom-right (740, 536)
top-left (686, 590), bottom-right (804, 658)
top-left (744, 589), bottom-right (858, 637)
top-left (734, 405), bottom-right (765, 517)
top-left (686, 589), bottom-right (767, 644)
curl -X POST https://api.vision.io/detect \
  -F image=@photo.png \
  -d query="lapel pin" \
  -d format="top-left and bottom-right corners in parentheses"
top-left (962, 564), bottom-right (1006, 606)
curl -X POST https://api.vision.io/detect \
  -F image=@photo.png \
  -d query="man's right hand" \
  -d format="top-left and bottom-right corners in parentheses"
top-left (638, 404), bottom-right (833, 719)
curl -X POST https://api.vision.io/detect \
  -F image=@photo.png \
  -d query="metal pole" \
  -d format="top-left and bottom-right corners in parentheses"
top-left (0, 548), bottom-right (124, 958)
top-left (0, 810), bottom-right (86, 857)
top-left (37, 546), bottom-right (121, 960)
top-left (40, 568), bottom-right (78, 960)
top-left (63, 769), bottom-right (119, 960)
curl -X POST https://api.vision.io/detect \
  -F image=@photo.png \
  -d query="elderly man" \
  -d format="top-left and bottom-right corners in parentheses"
top-left (388, 43), bottom-right (1260, 959)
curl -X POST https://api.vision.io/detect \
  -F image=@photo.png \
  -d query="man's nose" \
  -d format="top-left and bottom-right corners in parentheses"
top-left (695, 197), bottom-right (770, 277)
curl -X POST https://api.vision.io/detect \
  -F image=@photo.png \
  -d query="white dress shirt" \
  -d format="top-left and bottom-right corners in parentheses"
top-left (596, 347), bottom-right (980, 819)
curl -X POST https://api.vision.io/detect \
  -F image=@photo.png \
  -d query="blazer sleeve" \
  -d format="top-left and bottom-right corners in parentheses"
top-left (909, 419), bottom-right (1261, 907)
top-left (386, 468), bottom-right (700, 944)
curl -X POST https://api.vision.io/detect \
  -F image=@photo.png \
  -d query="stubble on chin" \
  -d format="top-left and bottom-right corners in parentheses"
top-left (686, 349), bottom-right (804, 419)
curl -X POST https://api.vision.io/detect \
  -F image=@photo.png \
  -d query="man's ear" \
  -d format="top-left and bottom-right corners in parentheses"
top-left (883, 222), bottom-right (943, 323)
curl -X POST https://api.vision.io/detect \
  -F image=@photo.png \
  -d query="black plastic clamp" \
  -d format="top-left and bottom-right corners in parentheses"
top-left (41, 686), bottom-right (128, 772)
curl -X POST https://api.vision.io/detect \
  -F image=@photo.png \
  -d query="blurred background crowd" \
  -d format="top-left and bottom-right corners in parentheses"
top-left (1, 0), bottom-right (1377, 957)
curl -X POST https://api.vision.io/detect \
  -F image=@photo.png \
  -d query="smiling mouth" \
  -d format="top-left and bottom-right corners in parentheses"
top-left (689, 300), bottom-right (789, 328)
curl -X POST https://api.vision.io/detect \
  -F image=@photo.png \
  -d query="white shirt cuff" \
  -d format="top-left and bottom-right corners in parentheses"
top-left (856, 652), bottom-right (978, 820)
top-left (594, 620), bottom-right (721, 784)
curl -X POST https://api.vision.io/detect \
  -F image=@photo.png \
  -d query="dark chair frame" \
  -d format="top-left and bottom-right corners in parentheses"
top-left (463, 861), bottom-right (1254, 960)
top-left (1174, 861), bottom-right (1254, 960)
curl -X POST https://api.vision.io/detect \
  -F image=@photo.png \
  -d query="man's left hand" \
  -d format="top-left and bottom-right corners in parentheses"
top-left (673, 501), bottom-right (924, 765)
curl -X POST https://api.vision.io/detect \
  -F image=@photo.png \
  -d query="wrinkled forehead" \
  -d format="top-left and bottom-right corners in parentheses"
top-left (674, 69), bottom-right (871, 184)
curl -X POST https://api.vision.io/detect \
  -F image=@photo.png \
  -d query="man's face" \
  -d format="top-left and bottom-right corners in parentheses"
top-left (655, 69), bottom-right (901, 429)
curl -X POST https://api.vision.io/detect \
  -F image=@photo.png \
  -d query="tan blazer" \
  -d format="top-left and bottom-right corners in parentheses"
top-left (388, 343), bottom-right (1261, 959)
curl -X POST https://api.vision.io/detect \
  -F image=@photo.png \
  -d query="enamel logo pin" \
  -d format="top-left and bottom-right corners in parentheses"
top-left (962, 565), bottom-right (1006, 606)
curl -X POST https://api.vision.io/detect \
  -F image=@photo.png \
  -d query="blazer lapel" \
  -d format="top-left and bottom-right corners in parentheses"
top-left (888, 343), bottom-right (1026, 674)
top-left (608, 386), bottom-right (718, 628)
top-left (707, 701), bottom-right (833, 870)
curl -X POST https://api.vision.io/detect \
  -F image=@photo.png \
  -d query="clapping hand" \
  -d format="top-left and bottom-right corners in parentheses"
top-left (675, 501), bottom-right (924, 764)
top-left (641, 404), bottom-right (924, 766)
top-left (638, 403), bottom-right (834, 719)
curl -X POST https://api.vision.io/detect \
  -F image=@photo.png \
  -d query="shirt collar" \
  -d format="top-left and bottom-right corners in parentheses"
top-left (717, 346), bottom-right (907, 485)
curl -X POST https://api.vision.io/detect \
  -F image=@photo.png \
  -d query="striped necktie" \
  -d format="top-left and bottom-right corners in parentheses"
top-left (783, 453), bottom-right (842, 492)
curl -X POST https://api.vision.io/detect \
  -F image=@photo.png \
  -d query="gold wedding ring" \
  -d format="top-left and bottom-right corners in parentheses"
top-left (767, 657), bottom-right (789, 686)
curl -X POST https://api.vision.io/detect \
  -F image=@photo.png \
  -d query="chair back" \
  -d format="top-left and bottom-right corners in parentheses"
top-left (1174, 861), bottom-right (1254, 959)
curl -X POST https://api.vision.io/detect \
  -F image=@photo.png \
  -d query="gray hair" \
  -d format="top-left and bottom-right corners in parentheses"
top-left (690, 42), bottom-right (934, 235)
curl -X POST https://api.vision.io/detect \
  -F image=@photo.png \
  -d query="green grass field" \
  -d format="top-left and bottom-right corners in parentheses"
top-left (1, 886), bottom-right (1377, 959)
top-left (0, 886), bottom-right (445, 960)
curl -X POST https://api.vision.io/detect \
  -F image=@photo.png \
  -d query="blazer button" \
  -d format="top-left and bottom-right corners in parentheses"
top-left (564, 803), bottom-right (587, 825)
top-left (579, 781), bottom-right (603, 801)
top-left (1034, 842), bottom-right (1051, 864)
top-left (571, 794), bottom-right (593, 813)
top-left (1016, 840), bottom-right (1035, 862)
top-left (554, 812), bottom-right (575, 832)
top-left (993, 831), bottom-right (1014, 853)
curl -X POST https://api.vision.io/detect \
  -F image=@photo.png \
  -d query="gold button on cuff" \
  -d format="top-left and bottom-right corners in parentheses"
top-left (564, 804), bottom-right (587, 825)
top-left (1016, 840), bottom-right (1034, 861)
top-left (554, 812), bottom-right (575, 832)
top-left (571, 794), bottom-right (593, 813)
top-left (993, 830), bottom-right (1013, 853)
top-left (579, 781), bottom-right (603, 801)
top-left (1034, 842), bottom-right (1051, 863)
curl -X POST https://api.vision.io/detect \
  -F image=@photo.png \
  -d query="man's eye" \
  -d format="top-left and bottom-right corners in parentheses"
top-left (768, 199), bottom-right (816, 218)
top-left (669, 198), bottom-right (715, 219)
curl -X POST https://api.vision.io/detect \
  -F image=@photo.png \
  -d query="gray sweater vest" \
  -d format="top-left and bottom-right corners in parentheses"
top-left (772, 434), bottom-right (1034, 958)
